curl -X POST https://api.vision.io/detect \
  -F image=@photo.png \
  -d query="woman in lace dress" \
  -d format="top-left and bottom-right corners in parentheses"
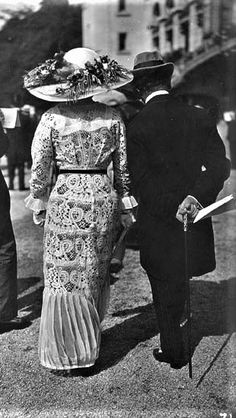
top-left (24, 48), bottom-right (136, 373)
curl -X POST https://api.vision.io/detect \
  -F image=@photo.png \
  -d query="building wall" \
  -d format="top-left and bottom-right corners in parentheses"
top-left (82, 0), bottom-right (155, 68)
top-left (81, 0), bottom-right (236, 61)
top-left (150, 0), bottom-right (208, 55)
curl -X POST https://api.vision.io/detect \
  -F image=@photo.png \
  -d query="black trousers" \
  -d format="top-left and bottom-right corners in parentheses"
top-left (148, 273), bottom-right (186, 361)
top-left (8, 163), bottom-right (25, 190)
top-left (0, 217), bottom-right (17, 321)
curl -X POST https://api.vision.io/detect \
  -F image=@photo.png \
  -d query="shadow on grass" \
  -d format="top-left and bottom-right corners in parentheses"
top-left (17, 276), bottom-right (41, 294)
top-left (112, 303), bottom-right (152, 317)
top-left (82, 303), bottom-right (157, 376)
top-left (10, 273), bottom-right (236, 376)
top-left (190, 276), bottom-right (236, 346)
top-left (190, 276), bottom-right (236, 385)
top-left (17, 279), bottom-right (43, 321)
top-left (86, 276), bottom-right (236, 375)
top-left (0, 277), bottom-right (43, 334)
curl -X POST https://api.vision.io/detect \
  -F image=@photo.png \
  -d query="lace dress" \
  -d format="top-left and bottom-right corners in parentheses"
top-left (25, 102), bottom-right (136, 370)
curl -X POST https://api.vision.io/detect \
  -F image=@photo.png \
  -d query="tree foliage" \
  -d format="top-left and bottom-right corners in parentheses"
top-left (0, 3), bottom-right (82, 107)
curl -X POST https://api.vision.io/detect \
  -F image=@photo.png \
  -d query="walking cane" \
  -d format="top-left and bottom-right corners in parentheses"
top-left (112, 214), bottom-right (136, 257)
top-left (183, 213), bottom-right (193, 379)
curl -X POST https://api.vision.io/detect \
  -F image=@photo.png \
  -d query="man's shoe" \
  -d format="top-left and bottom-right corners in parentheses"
top-left (0, 316), bottom-right (31, 331)
top-left (170, 358), bottom-right (187, 369)
top-left (153, 348), bottom-right (186, 369)
top-left (153, 348), bottom-right (171, 364)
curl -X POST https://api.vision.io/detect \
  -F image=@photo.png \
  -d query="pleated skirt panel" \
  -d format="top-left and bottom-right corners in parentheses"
top-left (39, 282), bottom-right (110, 370)
top-left (38, 173), bottom-right (118, 370)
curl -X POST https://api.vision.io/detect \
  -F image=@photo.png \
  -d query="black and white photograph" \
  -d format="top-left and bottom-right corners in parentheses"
top-left (0, 0), bottom-right (235, 417)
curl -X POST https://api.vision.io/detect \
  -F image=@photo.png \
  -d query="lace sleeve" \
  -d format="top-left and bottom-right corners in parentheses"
top-left (112, 110), bottom-right (137, 210)
top-left (25, 110), bottom-right (54, 211)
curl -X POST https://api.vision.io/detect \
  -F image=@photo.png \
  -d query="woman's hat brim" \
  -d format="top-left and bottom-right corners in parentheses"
top-left (27, 75), bottom-right (133, 102)
top-left (132, 62), bottom-right (174, 77)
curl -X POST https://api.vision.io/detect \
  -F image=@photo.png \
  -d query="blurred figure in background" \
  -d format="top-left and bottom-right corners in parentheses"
top-left (6, 123), bottom-right (26, 190)
top-left (20, 104), bottom-right (37, 170)
top-left (217, 115), bottom-right (230, 161)
top-left (6, 96), bottom-right (36, 191)
top-left (224, 110), bottom-right (236, 167)
top-left (179, 94), bottom-right (231, 161)
top-left (0, 110), bottom-right (30, 331)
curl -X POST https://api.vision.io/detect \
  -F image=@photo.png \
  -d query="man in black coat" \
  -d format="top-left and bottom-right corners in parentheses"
top-left (0, 113), bottom-right (30, 331)
top-left (127, 51), bottom-right (231, 368)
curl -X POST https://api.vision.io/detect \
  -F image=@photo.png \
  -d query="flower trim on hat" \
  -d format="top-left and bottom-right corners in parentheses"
top-left (24, 52), bottom-right (131, 100)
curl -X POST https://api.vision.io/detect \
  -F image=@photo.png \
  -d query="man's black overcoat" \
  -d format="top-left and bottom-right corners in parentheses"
top-left (127, 94), bottom-right (231, 278)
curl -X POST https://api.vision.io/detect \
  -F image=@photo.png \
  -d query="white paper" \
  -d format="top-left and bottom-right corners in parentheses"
top-left (0, 108), bottom-right (20, 129)
top-left (193, 194), bottom-right (235, 223)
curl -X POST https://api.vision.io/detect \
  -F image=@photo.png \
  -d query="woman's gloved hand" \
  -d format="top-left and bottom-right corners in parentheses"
top-left (121, 210), bottom-right (136, 229)
top-left (33, 210), bottom-right (46, 227)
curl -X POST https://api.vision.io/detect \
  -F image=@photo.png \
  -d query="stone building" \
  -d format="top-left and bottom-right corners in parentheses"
top-left (81, 0), bottom-right (236, 77)
top-left (149, 0), bottom-right (236, 84)
top-left (82, 0), bottom-right (155, 68)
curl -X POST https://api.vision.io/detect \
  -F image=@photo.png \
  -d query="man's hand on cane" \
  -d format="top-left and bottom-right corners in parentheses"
top-left (176, 195), bottom-right (203, 223)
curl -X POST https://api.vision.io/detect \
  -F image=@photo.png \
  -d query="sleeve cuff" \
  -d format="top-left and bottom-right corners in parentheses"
top-left (121, 195), bottom-right (138, 210)
top-left (24, 194), bottom-right (48, 212)
top-left (187, 195), bottom-right (203, 209)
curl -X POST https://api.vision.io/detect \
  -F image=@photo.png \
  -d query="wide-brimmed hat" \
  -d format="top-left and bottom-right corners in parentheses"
top-left (132, 50), bottom-right (174, 78)
top-left (92, 83), bottom-right (140, 106)
top-left (24, 47), bottom-right (133, 102)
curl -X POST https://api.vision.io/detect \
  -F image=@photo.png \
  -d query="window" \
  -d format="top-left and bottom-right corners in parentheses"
top-left (166, 28), bottom-right (173, 44)
top-left (153, 36), bottom-right (160, 48)
top-left (166, 0), bottom-right (174, 8)
top-left (180, 21), bottom-right (189, 51)
top-left (197, 12), bottom-right (204, 27)
top-left (153, 2), bottom-right (160, 16)
top-left (118, 33), bottom-right (127, 51)
top-left (118, 0), bottom-right (126, 12)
